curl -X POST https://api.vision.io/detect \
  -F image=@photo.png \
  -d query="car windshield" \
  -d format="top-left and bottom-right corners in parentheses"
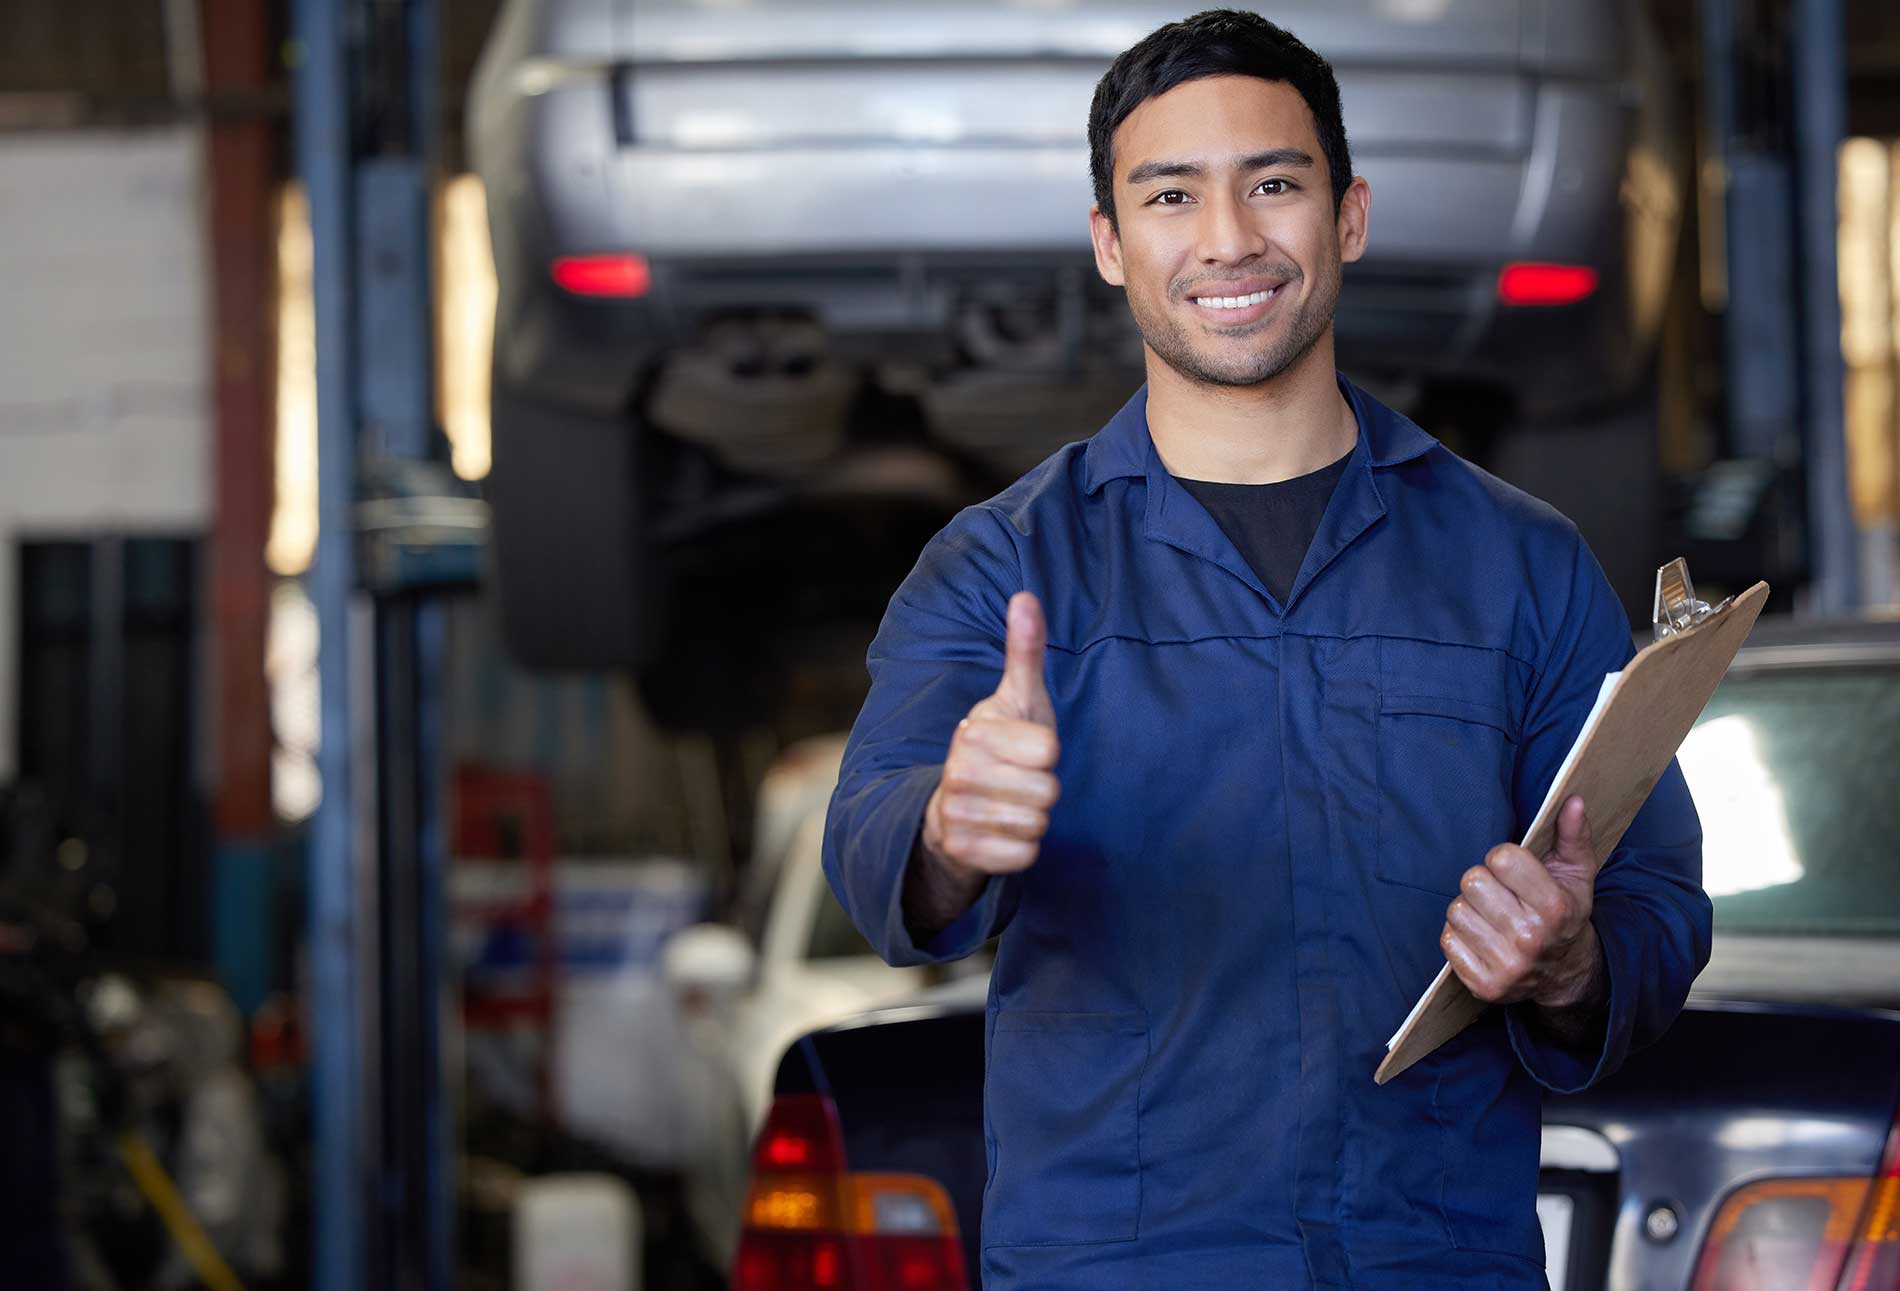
top-left (1676, 663), bottom-right (1900, 938)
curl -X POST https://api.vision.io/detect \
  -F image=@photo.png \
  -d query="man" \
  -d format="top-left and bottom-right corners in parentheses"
top-left (823, 11), bottom-right (1709, 1289)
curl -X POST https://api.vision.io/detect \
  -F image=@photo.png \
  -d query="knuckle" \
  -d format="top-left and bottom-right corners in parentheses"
top-left (1485, 844), bottom-right (1517, 870)
top-left (988, 837), bottom-right (1035, 866)
top-left (1460, 867), bottom-right (1487, 894)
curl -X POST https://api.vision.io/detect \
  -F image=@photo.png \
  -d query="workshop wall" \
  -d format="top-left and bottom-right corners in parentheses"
top-left (0, 126), bottom-right (212, 782)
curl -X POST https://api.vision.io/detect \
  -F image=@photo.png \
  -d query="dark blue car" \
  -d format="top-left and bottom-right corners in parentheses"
top-left (729, 617), bottom-right (1900, 1291)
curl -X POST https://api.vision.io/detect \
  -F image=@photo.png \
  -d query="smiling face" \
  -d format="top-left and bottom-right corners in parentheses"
top-left (1090, 74), bottom-right (1369, 389)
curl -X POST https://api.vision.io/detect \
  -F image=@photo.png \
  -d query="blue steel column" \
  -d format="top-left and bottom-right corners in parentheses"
top-left (1793, 0), bottom-right (1861, 613)
top-left (1705, 0), bottom-right (1801, 470)
top-left (294, 0), bottom-right (366, 1286)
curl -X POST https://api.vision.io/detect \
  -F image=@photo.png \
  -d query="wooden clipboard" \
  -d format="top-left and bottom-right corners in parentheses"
top-left (1374, 576), bottom-right (1770, 1085)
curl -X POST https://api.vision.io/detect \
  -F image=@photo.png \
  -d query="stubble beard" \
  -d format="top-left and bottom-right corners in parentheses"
top-left (1126, 257), bottom-right (1341, 390)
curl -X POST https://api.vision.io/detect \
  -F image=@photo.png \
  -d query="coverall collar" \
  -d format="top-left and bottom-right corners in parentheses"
top-left (1081, 373), bottom-right (1440, 613)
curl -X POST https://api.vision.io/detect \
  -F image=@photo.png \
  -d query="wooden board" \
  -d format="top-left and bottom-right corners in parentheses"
top-left (1374, 580), bottom-right (1771, 1085)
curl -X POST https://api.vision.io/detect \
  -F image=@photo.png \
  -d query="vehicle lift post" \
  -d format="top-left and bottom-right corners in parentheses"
top-left (295, 0), bottom-right (467, 1287)
top-left (1699, 0), bottom-right (1861, 611)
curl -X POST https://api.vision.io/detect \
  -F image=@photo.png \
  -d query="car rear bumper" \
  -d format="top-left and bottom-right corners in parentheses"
top-left (498, 243), bottom-right (1640, 424)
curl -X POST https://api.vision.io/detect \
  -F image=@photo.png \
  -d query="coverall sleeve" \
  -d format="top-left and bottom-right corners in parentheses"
top-left (1503, 533), bottom-right (1712, 1093)
top-left (822, 505), bottom-right (1026, 967)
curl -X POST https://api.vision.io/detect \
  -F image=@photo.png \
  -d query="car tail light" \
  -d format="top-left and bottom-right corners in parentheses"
top-left (1691, 1178), bottom-right (1871, 1291)
top-left (1689, 1112), bottom-right (1900, 1291)
top-left (1837, 1116), bottom-right (1900, 1290)
top-left (550, 253), bottom-right (651, 297)
top-left (1496, 262), bottom-right (1599, 306)
top-left (734, 1094), bottom-right (969, 1291)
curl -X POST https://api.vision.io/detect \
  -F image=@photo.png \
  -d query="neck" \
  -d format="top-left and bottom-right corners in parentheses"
top-left (1143, 330), bottom-right (1357, 484)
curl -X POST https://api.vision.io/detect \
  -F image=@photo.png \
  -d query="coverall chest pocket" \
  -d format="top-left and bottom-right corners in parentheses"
top-left (982, 1010), bottom-right (1146, 1248)
top-left (1375, 640), bottom-right (1521, 899)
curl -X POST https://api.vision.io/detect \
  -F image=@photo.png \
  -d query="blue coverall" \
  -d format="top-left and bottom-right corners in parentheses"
top-left (823, 377), bottom-right (1710, 1290)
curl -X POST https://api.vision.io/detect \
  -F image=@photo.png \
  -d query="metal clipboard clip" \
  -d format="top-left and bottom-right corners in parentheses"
top-left (1652, 557), bottom-right (1734, 640)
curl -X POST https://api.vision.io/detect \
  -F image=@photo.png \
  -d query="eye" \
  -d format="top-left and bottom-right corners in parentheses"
top-left (1151, 189), bottom-right (1192, 206)
top-left (1255, 177), bottom-right (1296, 196)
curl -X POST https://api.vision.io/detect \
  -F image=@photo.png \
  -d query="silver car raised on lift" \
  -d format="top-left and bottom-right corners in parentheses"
top-left (470, 0), bottom-right (1682, 690)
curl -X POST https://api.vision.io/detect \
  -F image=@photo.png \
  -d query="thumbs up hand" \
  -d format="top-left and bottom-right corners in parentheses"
top-left (919, 593), bottom-right (1061, 883)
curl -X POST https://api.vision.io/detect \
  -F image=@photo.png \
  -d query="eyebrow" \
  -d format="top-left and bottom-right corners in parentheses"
top-left (1122, 148), bottom-right (1316, 188)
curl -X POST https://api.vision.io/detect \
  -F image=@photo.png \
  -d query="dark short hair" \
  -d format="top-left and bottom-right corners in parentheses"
top-left (1088, 9), bottom-right (1353, 230)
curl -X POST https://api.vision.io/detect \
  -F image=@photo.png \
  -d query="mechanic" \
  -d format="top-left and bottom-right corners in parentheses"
top-left (823, 11), bottom-right (1710, 1289)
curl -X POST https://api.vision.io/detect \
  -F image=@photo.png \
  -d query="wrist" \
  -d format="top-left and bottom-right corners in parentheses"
top-left (1534, 922), bottom-right (1607, 1013)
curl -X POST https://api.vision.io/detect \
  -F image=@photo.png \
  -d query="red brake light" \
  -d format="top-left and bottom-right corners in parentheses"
top-left (550, 253), bottom-right (651, 297)
top-left (752, 1094), bottom-right (847, 1174)
top-left (735, 1232), bottom-right (852, 1290)
top-left (1496, 261), bottom-right (1599, 307)
top-left (736, 1096), bottom-right (969, 1290)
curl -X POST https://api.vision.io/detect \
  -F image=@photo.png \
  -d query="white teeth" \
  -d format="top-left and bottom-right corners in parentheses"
top-left (1194, 288), bottom-right (1276, 310)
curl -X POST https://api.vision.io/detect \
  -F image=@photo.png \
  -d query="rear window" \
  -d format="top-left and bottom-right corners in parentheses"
top-left (1676, 664), bottom-right (1900, 937)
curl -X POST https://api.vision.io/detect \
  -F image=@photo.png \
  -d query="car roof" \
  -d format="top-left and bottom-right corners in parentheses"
top-left (1736, 612), bottom-right (1900, 650)
top-left (1717, 612), bottom-right (1900, 673)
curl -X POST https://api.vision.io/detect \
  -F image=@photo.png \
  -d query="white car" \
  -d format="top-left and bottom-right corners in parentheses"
top-left (663, 735), bottom-right (982, 1264)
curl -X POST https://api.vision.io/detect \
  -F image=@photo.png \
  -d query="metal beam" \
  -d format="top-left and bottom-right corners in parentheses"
top-left (1793, 0), bottom-right (1862, 612)
top-left (298, 1), bottom-right (453, 1286)
top-left (293, 0), bottom-right (367, 1283)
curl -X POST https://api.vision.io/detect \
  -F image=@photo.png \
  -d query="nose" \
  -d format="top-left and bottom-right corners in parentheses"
top-left (1195, 188), bottom-right (1268, 267)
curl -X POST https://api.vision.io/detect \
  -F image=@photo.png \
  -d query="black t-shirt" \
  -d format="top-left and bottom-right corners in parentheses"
top-left (1174, 448), bottom-right (1353, 605)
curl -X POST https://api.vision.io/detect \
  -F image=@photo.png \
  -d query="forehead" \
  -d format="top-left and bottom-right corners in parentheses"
top-left (1112, 75), bottom-right (1321, 181)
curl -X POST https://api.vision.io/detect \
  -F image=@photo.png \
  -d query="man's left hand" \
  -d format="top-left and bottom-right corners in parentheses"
top-left (1441, 795), bottom-right (1605, 1009)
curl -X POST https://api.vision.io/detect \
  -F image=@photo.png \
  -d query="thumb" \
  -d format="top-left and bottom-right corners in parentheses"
top-left (1549, 796), bottom-right (1599, 877)
top-left (996, 592), bottom-right (1054, 725)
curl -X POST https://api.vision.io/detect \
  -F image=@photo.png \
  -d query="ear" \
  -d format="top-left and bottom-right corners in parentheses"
top-left (1336, 175), bottom-right (1371, 266)
top-left (1089, 204), bottom-right (1126, 287)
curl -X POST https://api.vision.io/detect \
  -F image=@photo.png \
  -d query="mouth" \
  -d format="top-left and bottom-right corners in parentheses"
top-left (1186, 282), bottom-right (1285, 325)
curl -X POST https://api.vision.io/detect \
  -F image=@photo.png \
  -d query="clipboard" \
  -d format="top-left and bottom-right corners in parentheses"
top-left (1374, 561), bottom-right (1770, 1085)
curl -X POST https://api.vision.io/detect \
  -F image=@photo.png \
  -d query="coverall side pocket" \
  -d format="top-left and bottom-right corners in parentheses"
top-left (1430, 1028), bottom-right (1544, 1260)
top-left (981, 1010), bottom-right (1146, 1248)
